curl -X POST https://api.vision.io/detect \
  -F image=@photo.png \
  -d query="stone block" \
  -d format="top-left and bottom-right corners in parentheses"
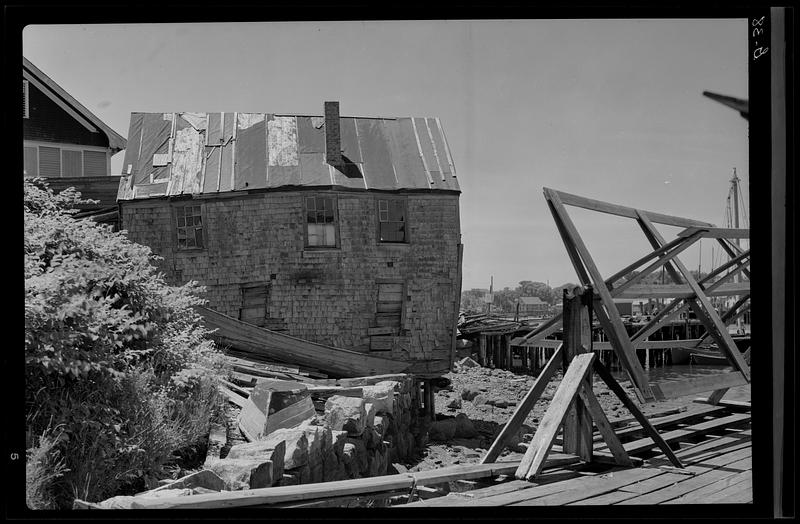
top-left (324, 395), bottom-right (366, 436)
top-left (224, 439), bottom-right (286, 481)
top-left (363, 402), bottom-right (377, 428)
top-left (259, 428), bottom-right (309, 470)
top-left (148, 469), bottom-right (226, 493)
top-left (362, 383), bottom-right (396, 415)
top-left (206, 458), bottom-right (275, 490)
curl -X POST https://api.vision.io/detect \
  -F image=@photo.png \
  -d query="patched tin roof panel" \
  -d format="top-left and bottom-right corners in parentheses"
top-left (118, 111), bottom-right (459, 200)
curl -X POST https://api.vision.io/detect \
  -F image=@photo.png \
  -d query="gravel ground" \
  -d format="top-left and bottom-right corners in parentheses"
top-left (407, 360), bottom-right (750, 472)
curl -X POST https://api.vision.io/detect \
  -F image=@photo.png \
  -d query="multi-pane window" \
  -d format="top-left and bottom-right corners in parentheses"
top-left (176, 205), bottom-right (204, 249)
top-left (306, 196), bottom-right (337, 247)
top-left (378, 198), bottom-right (407, 243)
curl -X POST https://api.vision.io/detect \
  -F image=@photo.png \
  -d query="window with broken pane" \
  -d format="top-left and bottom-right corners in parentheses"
top-left (378, 198), bottom-right (407, 243)
top-left (176, 205), bottom-right (204, 249)
top-left (306, 196), bottom-right (337, 247)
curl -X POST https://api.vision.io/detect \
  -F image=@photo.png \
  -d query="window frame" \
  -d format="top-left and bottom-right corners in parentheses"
top-left (173, 202), bottom-right (206, 251)
top-left (23, 79), bottom-right (29, 119)
top-left (304, 194), bottom-right (340, 250)
top-left (22, 140), bottom-right (110, 178)
top-left (376, 196), bottom-right (410, 244)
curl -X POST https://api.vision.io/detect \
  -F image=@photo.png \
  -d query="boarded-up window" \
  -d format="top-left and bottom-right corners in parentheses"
top-left (38, 146), bottom-right (61, 177)
top-left (378, 198), bottom-right (407, 243)
top-left (83, 150), bottom-right (107, 177)
top-left (62, 149), bottom-right (82, 178)
top-left (175, 204), bottom-right (204, 249)
top-left (24, 146), bottom-right (37, 176)
top-left (375, 282), bottom-right (403, 329)
top-left (306, 195), bottom-right (337, 247)
top-left (239, 284), bottom-right (269, 327)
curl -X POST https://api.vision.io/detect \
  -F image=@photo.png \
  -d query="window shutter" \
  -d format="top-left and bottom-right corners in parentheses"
top-left (83, 150), bottom-right (107, 177)
top-left (39, 146), bottom-right (61, 177)
top-left (23, 80), bottom-right (29, 119)
top-left (62, 150), bottom-right (82, 178)
top-left (24, 146), bottom-right (38, 177)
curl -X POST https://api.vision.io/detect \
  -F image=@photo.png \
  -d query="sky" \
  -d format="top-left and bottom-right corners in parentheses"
top-left (23, 19), bottom-right (749, 290)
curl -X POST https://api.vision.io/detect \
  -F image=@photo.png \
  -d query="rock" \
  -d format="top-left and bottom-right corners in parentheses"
top-left (259, 428), bottom-right (309, 470)
top-left (492, 399), bottom-right (510, 409)
top-left (460, 387), bottom-right (480, 401)
top-left (204, 423), bottom-right (228, 466)
top-left (373, 415), bottom-right (386, 438)
top-left (454, 413), bottom-right (479, 438)
top-left (457, 357), bottom-right (480, 369)
top-left (300, 425), bottom-right (326, 475)
top-left (331, 430), bottom-right (348, 459)
top-left (363, 383), bottom-right (396, 415)
top-left (206, 458), bottom-right (276, 490)
top-left (324, 395), bottom-right (367, 436)
top-left (472, 394), bottom-right (487, 406)
top-left (148, 469), bottom-right (226, 493)
top-left (446, 397), bottom-right (462, 409)
top-left (428, 418), bottom-right (457, 441)
top-left (225, 439), bottom-right (286, 481)
top-left (364, 402), bottom-right (377, 428)
top-left (346, 437), bottom-right (369, 474)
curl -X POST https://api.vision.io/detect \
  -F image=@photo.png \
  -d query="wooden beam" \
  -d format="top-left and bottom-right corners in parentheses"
top-left (677, 227), bottom-right (750, 239)
top-left (637, 212), bottom-right (750, 381)
top-left (561, 288), bottom-right (594, 462)
top-left (650, 372), bottom-right (749, 400)
top-left (717, 238), bottom-right (752, 279)
top-left (515, 353), bottom-right (596, 481)
top-left (547, 187), bottom-right (715, 229)
top-left (577, 384), bottom-right (633, 467)
top-left (482, 344), bottom-right (564, 464)
top-left (615, 281), bottom-right (750, 299)
top-left (592, 359), bottom-right (682, 468)
top-left (545, 189), bottom-right (653, 401)
top-left (608, 232), bottom-right (703, 298)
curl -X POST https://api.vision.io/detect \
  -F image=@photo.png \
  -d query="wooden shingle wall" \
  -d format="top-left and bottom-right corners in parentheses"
top-left (121, 190), bottom-right (461, 362)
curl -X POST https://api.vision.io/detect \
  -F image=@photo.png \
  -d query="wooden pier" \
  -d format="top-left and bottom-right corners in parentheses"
top-left (404, 399), bottom-right (751, 507)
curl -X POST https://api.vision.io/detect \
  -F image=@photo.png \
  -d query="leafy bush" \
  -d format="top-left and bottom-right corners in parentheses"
top-left (24, 178), bottom-right (227, 507)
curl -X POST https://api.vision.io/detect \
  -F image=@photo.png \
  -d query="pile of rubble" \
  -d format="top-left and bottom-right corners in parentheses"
top-left (76, 372), bottom-right (425, 509)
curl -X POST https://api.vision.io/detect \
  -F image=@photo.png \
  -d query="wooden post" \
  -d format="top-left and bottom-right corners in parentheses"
top-left (561, 286), bottom-right (594, 462)
top-left (478, 334), bottom-right (486, 366)
top-left (426, 379), bottom-right (436, 422)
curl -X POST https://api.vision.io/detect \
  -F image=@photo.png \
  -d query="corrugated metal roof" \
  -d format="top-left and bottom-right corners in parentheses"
top-left (117, 112), bottom-right (459, 201)
top-left (519, 296), bottom-right (546, 305)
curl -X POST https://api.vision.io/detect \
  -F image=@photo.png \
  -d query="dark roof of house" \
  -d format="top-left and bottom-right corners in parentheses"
top-left (23, 57), bottom-right (127, 153)
top-left (117, 112), bottom-right (459, 201)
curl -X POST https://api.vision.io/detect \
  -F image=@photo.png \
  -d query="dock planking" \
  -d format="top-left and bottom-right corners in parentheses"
top-left (399, 407), bottom-right (751, 507)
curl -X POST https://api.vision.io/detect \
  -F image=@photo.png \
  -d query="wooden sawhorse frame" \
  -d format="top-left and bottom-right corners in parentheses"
top-left (512, 188), bottom-right (750, 404)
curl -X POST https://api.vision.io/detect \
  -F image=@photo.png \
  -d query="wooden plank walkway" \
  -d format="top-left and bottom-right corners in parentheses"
top-left (402, 407), bottom-right (751, 507)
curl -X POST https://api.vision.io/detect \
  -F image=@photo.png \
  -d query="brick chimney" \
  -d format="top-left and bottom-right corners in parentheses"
top-left (324, 101), bottom-right (342, 166)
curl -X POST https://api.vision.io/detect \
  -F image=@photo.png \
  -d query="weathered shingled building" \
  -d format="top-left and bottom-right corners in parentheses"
top-left (117, 103), bottom-right (462, 363)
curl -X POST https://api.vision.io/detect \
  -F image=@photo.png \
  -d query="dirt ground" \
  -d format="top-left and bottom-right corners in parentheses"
top-left (407, 360), bottom-right (750, 472)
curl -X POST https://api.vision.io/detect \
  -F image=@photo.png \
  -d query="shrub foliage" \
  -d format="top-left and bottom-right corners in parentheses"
top-left (24, 179), bottom-right (226, 507)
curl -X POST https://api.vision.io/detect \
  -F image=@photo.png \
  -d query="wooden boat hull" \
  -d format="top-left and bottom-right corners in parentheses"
top-left (197, 306), bottom-right (450, 379)
top-left (669, 348), bottom-right (691, 365)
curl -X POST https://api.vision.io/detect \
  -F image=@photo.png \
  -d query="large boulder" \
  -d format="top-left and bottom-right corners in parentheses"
top-left (460, 387), bottom-right (481, 401)
top-left (259, 427), bottom-right (309, 470)
top-left (454, 413), bottom-right (479, 438)
top-left (324, 395), bottom-right (367, 436)
top-left (428, 418), bottom-right (458, 442)
top-left (224, 439), bottom-right (286, 481)
top-left (206, 458), bottom-right (276, 490)
top-left (362, 383), bottom-right (396, 415)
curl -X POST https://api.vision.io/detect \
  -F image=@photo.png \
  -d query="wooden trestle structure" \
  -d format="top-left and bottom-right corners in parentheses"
top-left (512, 188), bottom-right (751, 404)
